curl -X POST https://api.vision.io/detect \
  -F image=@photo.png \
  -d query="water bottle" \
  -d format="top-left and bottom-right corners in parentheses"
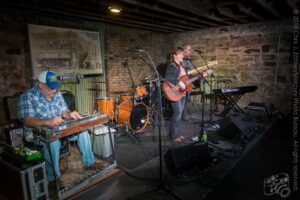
top-left (201, 131), bottom-right (208, 142)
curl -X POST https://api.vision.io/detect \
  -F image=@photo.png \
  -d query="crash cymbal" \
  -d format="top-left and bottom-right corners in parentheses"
top-left (142, 76), bottom-right (151, 82)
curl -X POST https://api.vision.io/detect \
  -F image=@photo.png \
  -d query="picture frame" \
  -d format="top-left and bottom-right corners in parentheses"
top-left (28, 24), bottom-right (103, 76)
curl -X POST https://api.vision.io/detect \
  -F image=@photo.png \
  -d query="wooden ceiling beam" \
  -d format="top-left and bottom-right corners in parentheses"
top-left (118, 7), bottom-right (207, 29)
top-left (5, 0), bottom-right (203, 32)
top-left (115, 0), bottom-right (221, 27)
top-left (44, 1), bottom-right (197, 32)
top-left (216, 6), bottom-right (248, 23)
top-left (5, 2), bottom-right (179, 33)
top-left (253, 0), bottom-right (281, 18)
top-left (237, 3), bottom-right (265, 21)
top-left (286, 0), bottom-right (299, 10)
top-left (155, 0), bottom-right (233, 25)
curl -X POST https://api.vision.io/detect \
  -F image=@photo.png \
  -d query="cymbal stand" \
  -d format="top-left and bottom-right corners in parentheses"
top-left (115, 60), bottom-right (139, 144)
top-left (148, 79), bottom-right (153, 107)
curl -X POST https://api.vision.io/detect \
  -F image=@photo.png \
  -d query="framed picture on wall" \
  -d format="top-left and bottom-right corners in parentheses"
top-left (28, 24), bottom-right (103, 76)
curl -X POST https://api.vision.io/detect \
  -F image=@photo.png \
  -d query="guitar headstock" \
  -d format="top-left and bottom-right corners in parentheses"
top-left (207, 60), bottom-right (218, 66)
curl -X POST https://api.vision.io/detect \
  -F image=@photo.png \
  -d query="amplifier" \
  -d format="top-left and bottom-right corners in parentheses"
top-left (164, 143), bottom-right (212, 174)
top-left (0, 158), bottom-right (48, 200)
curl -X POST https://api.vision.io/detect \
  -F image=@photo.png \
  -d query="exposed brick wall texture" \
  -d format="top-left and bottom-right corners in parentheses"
top-left (171, 20), bottom-right (292, 113)
top-left (105, 25), bottom-right (171, 93)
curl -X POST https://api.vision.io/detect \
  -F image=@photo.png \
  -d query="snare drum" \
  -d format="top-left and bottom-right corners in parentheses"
top-left (96, 97), bottom-right (114, 120)
top-left (117, 102), bottom-right (149, 133)
top-left (134, 85), bottom-right (148, 99)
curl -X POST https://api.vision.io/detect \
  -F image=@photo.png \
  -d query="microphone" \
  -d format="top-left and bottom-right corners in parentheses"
top-left (194, 49), bottom-right (203, 54)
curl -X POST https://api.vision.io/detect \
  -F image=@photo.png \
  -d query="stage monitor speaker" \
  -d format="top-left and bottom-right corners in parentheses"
top-left (164, 143), bottom-right (212, 174)
top-left (217, 118), bottom-right (241, 139)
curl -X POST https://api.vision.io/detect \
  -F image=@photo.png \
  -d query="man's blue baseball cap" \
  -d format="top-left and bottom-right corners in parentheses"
top-left (37, 71), bottom-right (60, 89)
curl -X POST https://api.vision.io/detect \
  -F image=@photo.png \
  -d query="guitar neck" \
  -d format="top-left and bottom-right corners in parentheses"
top-left (187, 66), bottom-right (207, 75)
top-left (183, 75), bottom-right (201, 85)
top-left (187, 61), bottom-right (218, 75)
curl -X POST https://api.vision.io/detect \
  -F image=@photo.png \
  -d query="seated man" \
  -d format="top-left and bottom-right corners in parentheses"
top-left (18, 70), bottom-right (97, 186)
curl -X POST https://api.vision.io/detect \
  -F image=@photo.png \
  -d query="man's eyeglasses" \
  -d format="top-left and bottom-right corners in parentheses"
top-left (42, 83), bottom-right (58, 93)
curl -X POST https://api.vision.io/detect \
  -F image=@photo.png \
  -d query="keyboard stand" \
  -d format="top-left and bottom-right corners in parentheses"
top-left (218, 93), bottom-right (244, 117)
top-left (213, 86), bottom-right (257, 117)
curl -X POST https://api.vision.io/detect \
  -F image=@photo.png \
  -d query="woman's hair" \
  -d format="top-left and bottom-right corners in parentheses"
top-left (168, 47), bottom-right (184, 63)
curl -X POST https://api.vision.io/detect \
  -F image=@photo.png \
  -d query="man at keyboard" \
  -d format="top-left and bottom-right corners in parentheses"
top-left (18, 70), bottom-right (98, 188)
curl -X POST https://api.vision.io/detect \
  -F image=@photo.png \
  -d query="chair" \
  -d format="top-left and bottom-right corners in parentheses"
top-left (2, 92), bottom-right (71, 170)
top-left (214, 79), bottom-right (233, 112)
top-left (61, 90), bottom-right (77, 112)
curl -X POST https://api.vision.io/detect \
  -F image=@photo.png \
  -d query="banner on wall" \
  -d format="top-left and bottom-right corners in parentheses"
top-left (28, 24), bottom-right (103, 76)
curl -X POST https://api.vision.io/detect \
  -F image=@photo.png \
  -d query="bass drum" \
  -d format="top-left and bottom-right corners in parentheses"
top-left (117, 102), bottom-right (149, 133)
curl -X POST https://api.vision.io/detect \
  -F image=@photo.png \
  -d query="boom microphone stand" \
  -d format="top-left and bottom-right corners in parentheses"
top-left (144, 50), bottom-right (164, 184)
top-left (119, 59), bottom-right (139, 144)
top-left (193, 51), bottom-right (215, 139)
top-left (188, 60), bottom-right (207, 139)
top-left (128, 49), bottom-right (180, 200)
top-left (194, 50), bottom-right (215, 122)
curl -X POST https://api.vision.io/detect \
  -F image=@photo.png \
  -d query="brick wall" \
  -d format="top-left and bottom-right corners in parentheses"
top-left (172, 20), bottom-right (293, 113)
top-left (0, 12), bottom-right (32, 133)
top-left (105, 25), bottom-right (171, 93)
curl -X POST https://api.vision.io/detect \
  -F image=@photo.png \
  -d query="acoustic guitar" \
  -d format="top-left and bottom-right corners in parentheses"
top-left (163, 69), bottom-right (213, 101)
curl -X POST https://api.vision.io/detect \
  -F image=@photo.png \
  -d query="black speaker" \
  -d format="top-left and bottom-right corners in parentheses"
top-left (217, 118), bottom-right (241, 139)
top-left (164, 143), bottom-right (212, 174)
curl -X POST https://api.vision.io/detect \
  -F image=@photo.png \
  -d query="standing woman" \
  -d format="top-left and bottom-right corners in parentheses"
top-left (165, 47), bottom-right (187, 143)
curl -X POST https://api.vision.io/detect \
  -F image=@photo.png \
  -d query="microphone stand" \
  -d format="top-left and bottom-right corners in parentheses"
top-left (196, 51), bottom-right (215, 123)
top-left (143, 50), bottom-right (164, 185)
top-left (182, 57), bottom-right (222, 151)
top-left (129, 50), bottom-right (181, 200)
top-left (192, 52), bottom-right (224, 152)
top-left (119, 59), bottom-right (139, 144)
top-left (188, 59), bottom-right (208, 140)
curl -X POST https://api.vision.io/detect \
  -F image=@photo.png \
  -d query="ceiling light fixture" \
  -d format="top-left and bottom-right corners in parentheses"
top-left (108, 6), bottom-right (121, 13)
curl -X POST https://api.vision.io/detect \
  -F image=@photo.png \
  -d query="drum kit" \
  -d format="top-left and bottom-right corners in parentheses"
top-left (95, 78), bottom-right (158, 134)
